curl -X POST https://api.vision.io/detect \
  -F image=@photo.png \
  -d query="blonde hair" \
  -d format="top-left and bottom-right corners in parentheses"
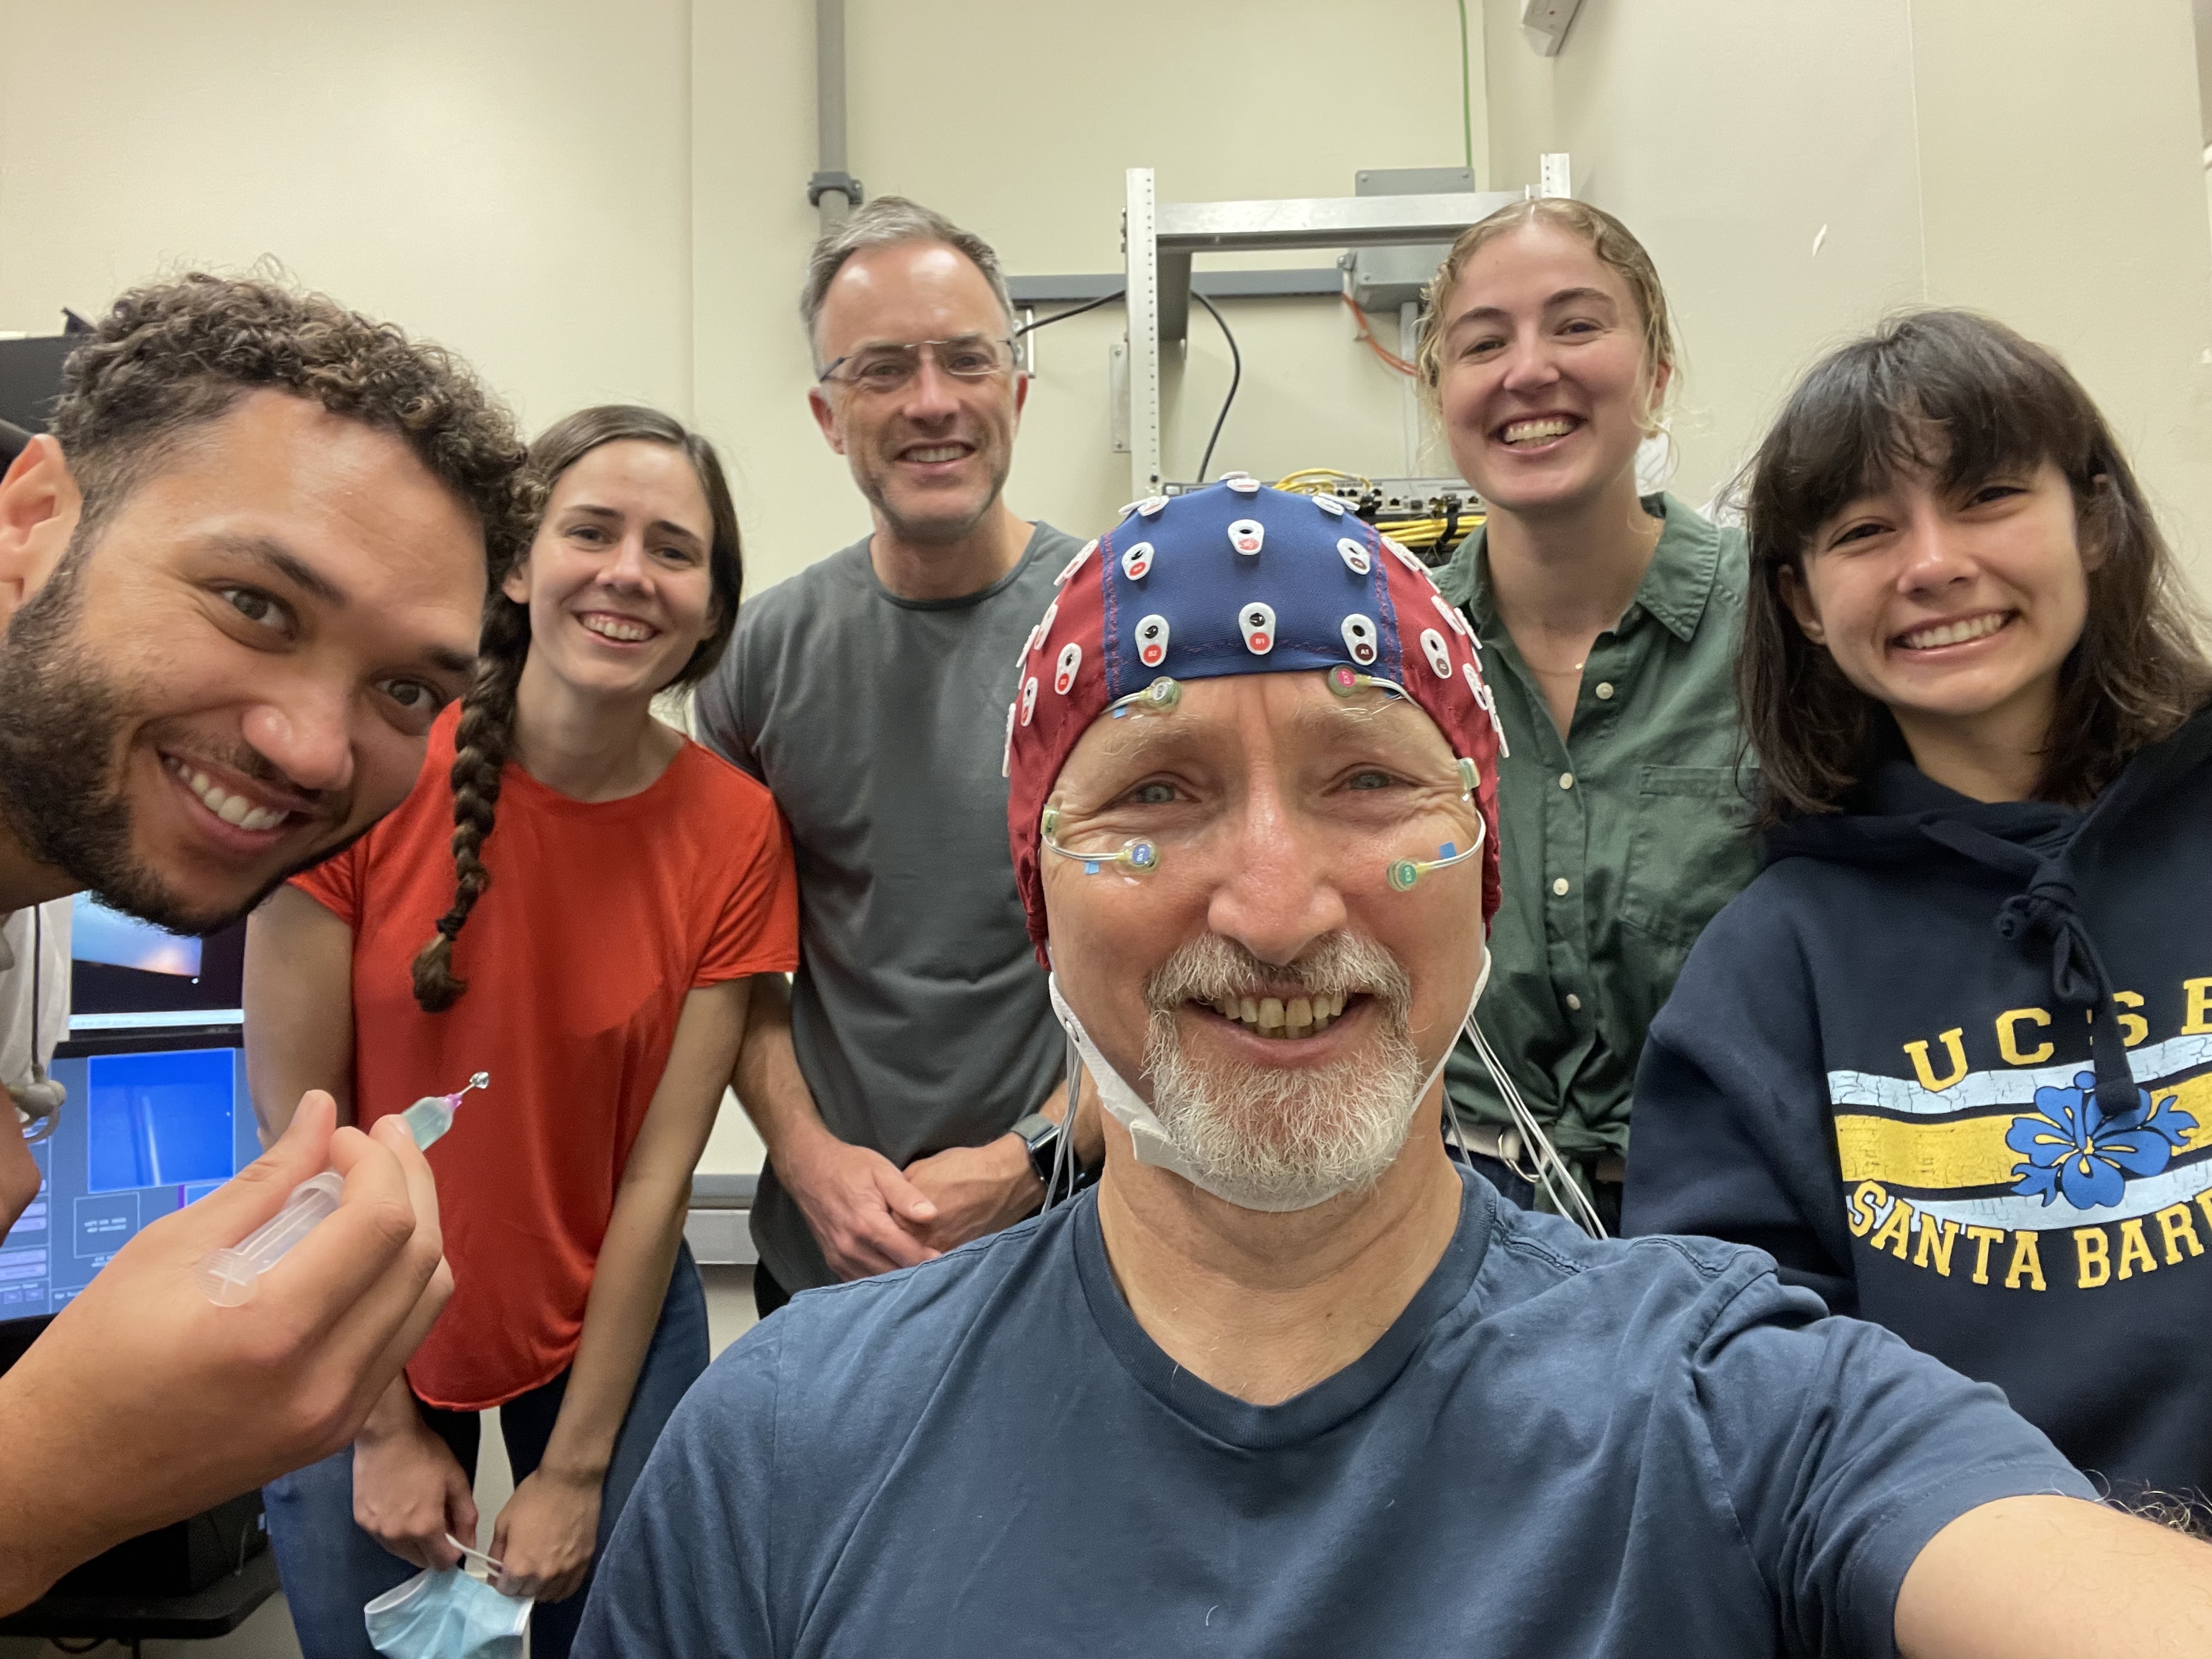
top-left (1415, 199), bottom-right (1678, 436)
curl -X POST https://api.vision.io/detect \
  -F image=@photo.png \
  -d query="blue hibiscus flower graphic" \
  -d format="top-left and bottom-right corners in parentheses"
top-left (2007, 1070), bottom-right (2198, 1210)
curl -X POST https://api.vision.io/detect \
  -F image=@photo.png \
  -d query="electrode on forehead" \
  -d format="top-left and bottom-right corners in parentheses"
top-left (1004, 478), bottom-right (1505, 961)
top-left (1325, 665), bottom-right (1406, 701)
top-left (1109, 676), bottom-right (1182, 719)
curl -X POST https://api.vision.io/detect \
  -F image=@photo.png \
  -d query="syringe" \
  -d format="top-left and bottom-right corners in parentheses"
top-left (198, 1073), bottom-right (488, 1307)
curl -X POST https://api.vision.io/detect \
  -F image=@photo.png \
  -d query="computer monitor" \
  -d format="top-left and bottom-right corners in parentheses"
top-left (0, 1032), bottom-right (258, 1319)
top-left (70, 893), bottom-right (246, 1021)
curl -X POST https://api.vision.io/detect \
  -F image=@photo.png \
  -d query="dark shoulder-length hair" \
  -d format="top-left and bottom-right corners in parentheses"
top-left (410, 404), bottom-right (744, 1012)
top-left (1739, 308), bottom-right (2212, 825)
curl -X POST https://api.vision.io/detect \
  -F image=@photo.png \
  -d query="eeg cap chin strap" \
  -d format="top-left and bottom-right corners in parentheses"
top-left (1045, 952), bottom-right (1489, 1215)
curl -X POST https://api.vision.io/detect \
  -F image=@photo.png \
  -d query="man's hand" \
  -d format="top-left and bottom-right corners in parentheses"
top-left (901, 1136), bottom-right (1044, 1254)
top-left (778, 1132), bottom-right (941, 1280)
top-left (353, 1399), bottom-right (478, 1573)
top-left (0, 1091), bottom-right (450, 1614)
top-left (492, 1463), bottom-right (602, 1605)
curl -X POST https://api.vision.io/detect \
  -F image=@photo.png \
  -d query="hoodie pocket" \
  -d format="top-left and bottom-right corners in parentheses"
top-left (1618, 765), bottom-right (1759, 947)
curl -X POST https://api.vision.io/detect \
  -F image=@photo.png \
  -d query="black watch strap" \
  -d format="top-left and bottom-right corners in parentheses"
top-left (1011, 1111), bottom-right (1061, 1186)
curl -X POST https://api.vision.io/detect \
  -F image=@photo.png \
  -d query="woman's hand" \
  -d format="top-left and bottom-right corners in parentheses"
top-left (490, 1463), bottom-right (602, 1604)
top-left (352, 1408), bottom-right (477, 1573)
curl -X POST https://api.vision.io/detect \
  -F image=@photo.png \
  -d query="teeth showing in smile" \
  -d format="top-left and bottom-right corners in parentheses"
top-left (905, 444), bottom-right (969, 464)
top-left (580, 614), bottom-right (656, 642)
top-left (1208, 989), bottom-right (1350, 1040)
top-left (1900, 612), bottom-right (2010, 650)
top-left (167, 757), bottom-right (288, 833)
top-left (1501, 417), bottom-right (1575, 446)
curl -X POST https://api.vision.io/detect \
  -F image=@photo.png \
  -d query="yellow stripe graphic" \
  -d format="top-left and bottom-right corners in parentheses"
top-left (1834, 1073), bottom-right (2212, 1190)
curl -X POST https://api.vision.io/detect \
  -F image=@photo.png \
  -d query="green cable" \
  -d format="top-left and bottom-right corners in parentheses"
top-left (1455, 0), bottom-right (1473, 174)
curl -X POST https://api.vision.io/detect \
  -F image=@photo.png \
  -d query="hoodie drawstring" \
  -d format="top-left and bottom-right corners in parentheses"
top-left (1917, 819), bottom-right (2143, 1126)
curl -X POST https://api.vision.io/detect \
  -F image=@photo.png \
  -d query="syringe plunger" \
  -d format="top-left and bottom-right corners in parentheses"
top-left (196, 1171), bottom-right (346, 1307)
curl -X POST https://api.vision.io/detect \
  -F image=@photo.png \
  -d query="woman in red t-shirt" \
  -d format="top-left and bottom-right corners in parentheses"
top-left (244, 405), bottom-right (797, 1658)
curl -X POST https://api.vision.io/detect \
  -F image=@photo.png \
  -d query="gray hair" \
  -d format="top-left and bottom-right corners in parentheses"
top-left (799, 195), bottom-right (1018, 365)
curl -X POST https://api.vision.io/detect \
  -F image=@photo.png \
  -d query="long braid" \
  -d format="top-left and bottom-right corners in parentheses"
top-left (405, 401), bottom-right (744, 1010)
top-left (410, 594), bottom-right (531, 1012)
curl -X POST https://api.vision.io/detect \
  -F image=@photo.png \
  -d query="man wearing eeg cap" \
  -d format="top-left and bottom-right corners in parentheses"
top-left (578, 482), bottom-right (2212, 1658)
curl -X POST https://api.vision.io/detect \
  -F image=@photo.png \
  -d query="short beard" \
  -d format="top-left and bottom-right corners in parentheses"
top-left (856, 446), bottom-right (1012, 548)
top-left (1139, 933), bottom-right (1426, 1212)
top-left (0, 544), bottom-right (289, 934)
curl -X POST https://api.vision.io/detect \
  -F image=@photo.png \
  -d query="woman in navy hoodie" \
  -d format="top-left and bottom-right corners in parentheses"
top-left (1623, 309), bottom-right (2212, 1510)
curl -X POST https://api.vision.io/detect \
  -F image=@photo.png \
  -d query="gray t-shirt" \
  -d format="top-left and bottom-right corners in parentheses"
top-left (695, 523), bottom-right (1079, 1290)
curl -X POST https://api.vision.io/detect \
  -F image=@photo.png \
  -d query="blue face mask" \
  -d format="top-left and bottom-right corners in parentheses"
top-left (364, 1541), bottom-right (532, 1659)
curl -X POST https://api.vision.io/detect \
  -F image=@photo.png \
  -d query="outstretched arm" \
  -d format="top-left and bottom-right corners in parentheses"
top-left (1898, 1496), bottom-right (2212, 1656)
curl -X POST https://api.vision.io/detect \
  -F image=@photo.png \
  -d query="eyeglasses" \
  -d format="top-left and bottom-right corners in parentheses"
top-left (816, 335), bottom-right (1018, 393)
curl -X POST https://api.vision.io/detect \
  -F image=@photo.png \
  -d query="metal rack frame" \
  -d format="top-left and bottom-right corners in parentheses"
top-left (1120, 166), bottom-right (1525, 498)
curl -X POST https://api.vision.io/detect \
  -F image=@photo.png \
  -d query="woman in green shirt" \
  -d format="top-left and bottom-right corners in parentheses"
top-left (1420, 199), bottom-right (1757, 1229)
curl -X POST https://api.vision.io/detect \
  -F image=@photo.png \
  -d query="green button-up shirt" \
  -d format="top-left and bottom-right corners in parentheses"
top-left (1438, 495), bottom-right (1758, 1167)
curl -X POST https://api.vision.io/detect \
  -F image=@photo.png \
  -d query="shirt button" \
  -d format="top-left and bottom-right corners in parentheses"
top-left (1594, 682), bottom-right (1615, 700)
top-left (1553, 877), bottom-right (1571, 896)
top-left (1565, 994), bottom-right (1583, 1011)
top-left (1559, 772), bottom-right (1575, 790)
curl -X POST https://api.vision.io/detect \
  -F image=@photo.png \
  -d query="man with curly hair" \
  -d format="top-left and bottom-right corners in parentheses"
top-left (0, 273), bottom-right (533, 1613)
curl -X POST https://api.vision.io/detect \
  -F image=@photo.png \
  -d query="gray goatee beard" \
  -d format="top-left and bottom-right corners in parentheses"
top-left (1139, 932), bottom-right (1426, 1212)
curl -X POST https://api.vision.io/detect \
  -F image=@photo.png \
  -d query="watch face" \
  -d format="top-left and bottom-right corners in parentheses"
top-left (1015, 1114), bottom-right (1061, 1184)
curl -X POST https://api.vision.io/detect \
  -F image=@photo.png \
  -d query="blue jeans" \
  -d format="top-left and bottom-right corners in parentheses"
top-left (266, 1243), bottom-right (708, 1659)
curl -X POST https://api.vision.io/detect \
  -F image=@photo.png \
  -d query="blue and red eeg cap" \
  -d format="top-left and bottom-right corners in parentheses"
top-left (1005, 478), bottom-right (1505, 960)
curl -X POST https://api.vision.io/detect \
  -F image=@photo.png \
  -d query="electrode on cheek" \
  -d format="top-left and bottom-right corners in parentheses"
top-left (1041, 805), bottom-right (1160, 877)
top-left (1384, 758), bottom-right (1487, 891)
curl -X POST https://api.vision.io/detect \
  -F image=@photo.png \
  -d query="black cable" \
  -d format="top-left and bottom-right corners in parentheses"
top-left (1192, 290), bottom-right (1241, 484)
top-left (1013, 290), bottom-right (1125, 337)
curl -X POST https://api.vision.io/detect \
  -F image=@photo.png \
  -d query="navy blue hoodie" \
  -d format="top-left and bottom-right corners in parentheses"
top-left (1624, 705), bottom-right (2212, 1505)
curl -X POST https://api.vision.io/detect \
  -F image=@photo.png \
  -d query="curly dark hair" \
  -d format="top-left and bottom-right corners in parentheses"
top-left (49, 272), bottom-right (534, 578)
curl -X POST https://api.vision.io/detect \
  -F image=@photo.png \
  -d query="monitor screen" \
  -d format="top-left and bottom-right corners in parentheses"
top-left (72, 891), bottom-right (204, 977)
top-left (70, 898), bottom-right (244, 1020)
top-left (0, 1036), bottom-right (258, 1320)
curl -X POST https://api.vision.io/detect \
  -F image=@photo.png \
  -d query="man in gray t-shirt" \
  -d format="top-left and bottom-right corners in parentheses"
top-left (697, 197), bottom-right (1092, 1304)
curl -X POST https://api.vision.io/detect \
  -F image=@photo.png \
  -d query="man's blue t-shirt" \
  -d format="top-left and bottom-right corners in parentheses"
top-left (577, 1173), bottom-right (2089, 1658)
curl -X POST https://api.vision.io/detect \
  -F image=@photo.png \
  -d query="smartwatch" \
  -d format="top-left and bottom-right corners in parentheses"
top-left (1009, 1112), bottom-right (1063, 1187)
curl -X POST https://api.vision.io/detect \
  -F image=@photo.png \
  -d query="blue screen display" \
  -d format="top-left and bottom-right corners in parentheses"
top-left (0, 1042), bottom-right (256, 1320)
top-left (87, 1049), bottom-right (236, 1193)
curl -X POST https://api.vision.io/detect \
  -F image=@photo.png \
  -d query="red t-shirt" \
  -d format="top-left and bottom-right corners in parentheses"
top-left (291, 704), bottom-right (798, 1409)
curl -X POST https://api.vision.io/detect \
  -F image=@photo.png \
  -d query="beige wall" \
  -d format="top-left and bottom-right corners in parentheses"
top-left (0, 1), bottom-right (697, 426)
top-left (1483, 0), bottom-right (2212, 585)
top-left (1, 0), bottom-right (1487, 597)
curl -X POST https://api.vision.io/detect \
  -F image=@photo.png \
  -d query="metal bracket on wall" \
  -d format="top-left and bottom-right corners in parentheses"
top-left (1119, 167), bottom-right (1526, 498)
top-left (807, 170), bottom-right (864, 208)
